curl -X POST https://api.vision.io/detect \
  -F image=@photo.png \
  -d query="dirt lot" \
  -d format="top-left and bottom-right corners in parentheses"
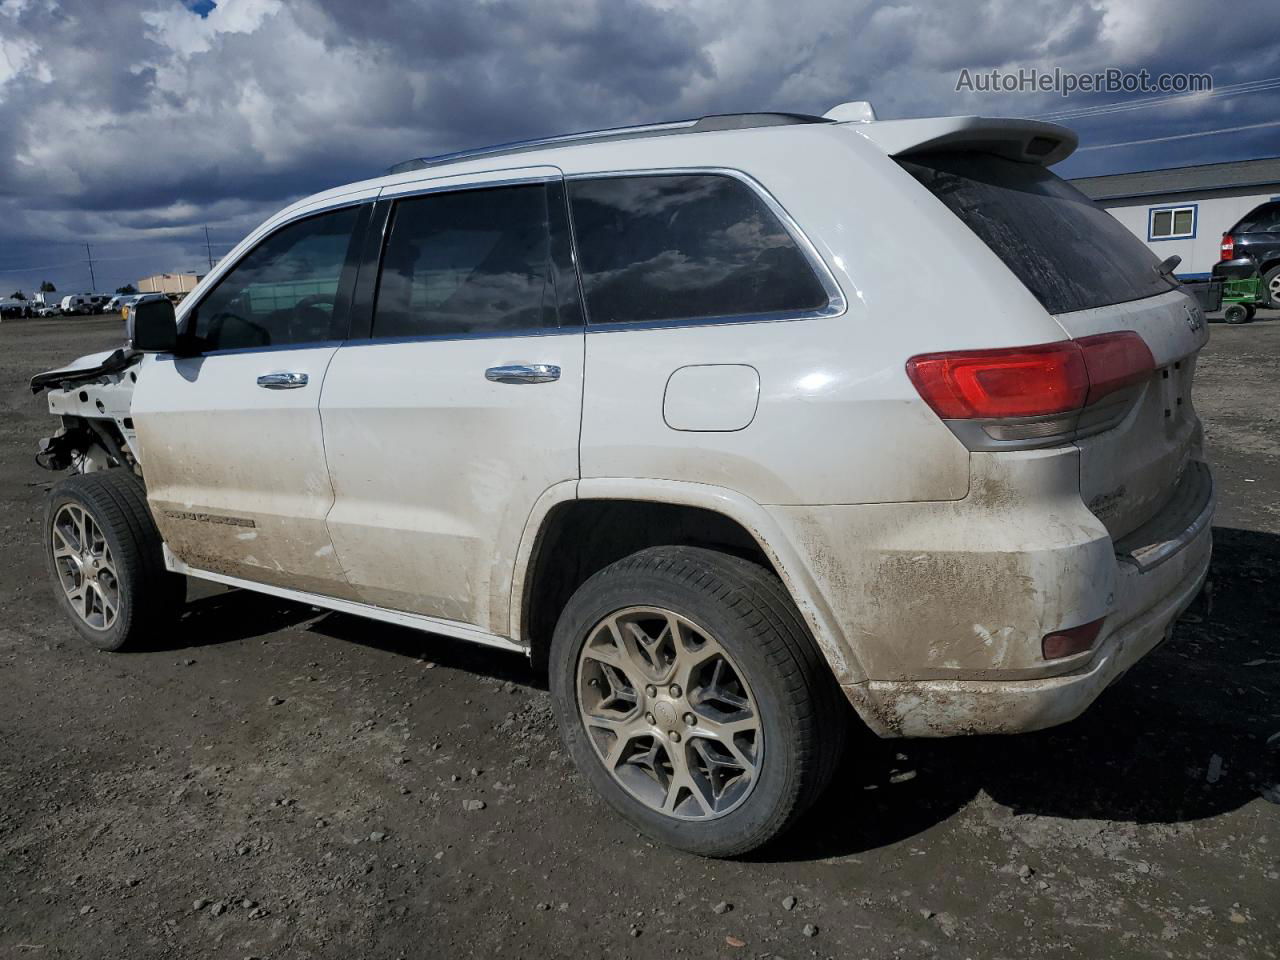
top-left (1, 314), bottom-right (1277, 960)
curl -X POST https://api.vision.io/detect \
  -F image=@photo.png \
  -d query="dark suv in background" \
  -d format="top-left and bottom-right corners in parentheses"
top-left (1216, 201), bottom-right (1280, 307)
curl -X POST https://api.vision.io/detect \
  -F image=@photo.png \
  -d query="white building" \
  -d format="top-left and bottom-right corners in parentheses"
top-left (137, 272), bottom-right (203, 295)
top-left (1071, 156), bottom-right (1280, 279)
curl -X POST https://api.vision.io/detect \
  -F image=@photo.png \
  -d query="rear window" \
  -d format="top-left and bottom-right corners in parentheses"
top-left (1232, 202), bottom-right (1280, 233)
top-left (898, 152), bottom-right (1175, 315)
top-left (568, 173), bottom-right (830, 326)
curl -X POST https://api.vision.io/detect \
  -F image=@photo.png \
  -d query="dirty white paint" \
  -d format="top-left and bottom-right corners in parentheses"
top-left (320, 327), bottom-right (583, 633)
top-left (50, 117), bottom-right (1215, 741)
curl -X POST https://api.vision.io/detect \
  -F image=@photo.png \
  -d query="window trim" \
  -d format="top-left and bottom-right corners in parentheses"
top-left (179, 201), bottom-right (370, 357)
top-left (564, 166), bottom-right (847, 332)
top-left (1147, 203), bottom-right (1197, 242)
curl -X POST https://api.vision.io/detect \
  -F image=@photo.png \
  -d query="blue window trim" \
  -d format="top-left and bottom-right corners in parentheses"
top-left (1147, 203), bottom-right (1197, 242)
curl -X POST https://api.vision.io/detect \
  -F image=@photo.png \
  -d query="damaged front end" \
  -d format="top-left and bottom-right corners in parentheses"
top-left (31, 347), bottom-right (142, 475)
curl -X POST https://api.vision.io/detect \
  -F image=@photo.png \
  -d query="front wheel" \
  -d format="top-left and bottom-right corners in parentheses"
top-left (45, 470), bottom-right (184, 651)
top-left (1223, 303), bottom-right (1250, 324)
top-left (549, 546), bottom-right (847, 857)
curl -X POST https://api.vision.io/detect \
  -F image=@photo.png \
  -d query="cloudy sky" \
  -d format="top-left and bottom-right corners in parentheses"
top-left (2, 0), bottom-right (1279, 298)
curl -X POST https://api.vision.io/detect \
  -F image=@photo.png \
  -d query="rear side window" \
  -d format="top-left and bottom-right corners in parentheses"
top-left (898, 152), bottom-right (1176, 315)
top-left (372, 183), bottom-right (566, 339)
top-left (1233, 202), bottom-right (1280, 233)
top-left (568, 174), bottom-right (830, 325)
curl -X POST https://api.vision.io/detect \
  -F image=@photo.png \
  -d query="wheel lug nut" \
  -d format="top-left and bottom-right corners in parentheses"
top-left (645, 685), bottom-right (657, 698)
top-left (645, 713), bottom-right (656, 725)
top-left (684, 713), bottom-right (696, 726)
top-left (669, 684), bottom-right (681, 698)
top-left (669, 731), bottom-right (681, 743)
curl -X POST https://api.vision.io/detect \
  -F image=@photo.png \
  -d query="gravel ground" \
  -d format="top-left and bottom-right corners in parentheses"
top-left (1, 313), bottom-right (1277, 960)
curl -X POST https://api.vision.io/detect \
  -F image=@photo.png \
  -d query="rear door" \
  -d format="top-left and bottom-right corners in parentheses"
top-left (898, 151), bottom-right (1208, 540)
top-left (133, 201), bottom-right (370, 596)
top-left (320, 167), bottom-right (584, 633)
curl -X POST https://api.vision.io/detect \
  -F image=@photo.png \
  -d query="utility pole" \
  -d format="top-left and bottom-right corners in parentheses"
top-left (204, 226), bottom-right (215, 271)
top-left (84, 243), bottom-right (97, 292)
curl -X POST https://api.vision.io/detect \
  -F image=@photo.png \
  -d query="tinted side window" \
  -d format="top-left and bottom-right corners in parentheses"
top-left (568, 174), bottom-right (830, 325)
top-left (372, 184), bottom-right (563, 339)
top-left (1235, 203), bottom-right (1280, 233)
top-left (192, 206), bottom-right (359, 351)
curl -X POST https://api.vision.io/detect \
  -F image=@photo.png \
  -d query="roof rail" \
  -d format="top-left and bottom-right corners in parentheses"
top-left (386, 112), bottom-right (832, 175)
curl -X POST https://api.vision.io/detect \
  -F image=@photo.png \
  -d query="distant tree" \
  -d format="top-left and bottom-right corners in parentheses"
top-left (39, 280), bottom-right (56, 292)
top-left (115, 283), bottom-right (138, 294)
top-left (9, 290), bottom-right (26, 300)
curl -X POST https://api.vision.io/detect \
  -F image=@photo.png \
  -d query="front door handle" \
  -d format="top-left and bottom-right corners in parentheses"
top-left (485, 364), bottom-right (561, 385)
top-left (257, 371), bottom-right (309, 390)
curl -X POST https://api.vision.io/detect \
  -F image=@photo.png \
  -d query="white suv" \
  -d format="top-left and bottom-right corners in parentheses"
top-left (32, 105), bottom-right (1213, 856)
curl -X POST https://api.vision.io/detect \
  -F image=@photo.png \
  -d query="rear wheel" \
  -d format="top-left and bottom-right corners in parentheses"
top-left (1223, 303), bottom-right (1250, 324)
top-left (45, 470), bottom-right (184, 651)
top-left (1261, 265), bottom-right (1280, 309)
top-left (549, 546), bottom-right (846, 857)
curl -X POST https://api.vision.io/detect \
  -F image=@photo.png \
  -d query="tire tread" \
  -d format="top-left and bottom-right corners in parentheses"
top-left (551, 545), bottom-right (847, 857)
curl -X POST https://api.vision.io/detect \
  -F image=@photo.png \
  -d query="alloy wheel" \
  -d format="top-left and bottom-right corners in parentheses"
top-left (575, 606), bottom-right (762, 820)
top-left (50, 503), bottom-right (120, 631)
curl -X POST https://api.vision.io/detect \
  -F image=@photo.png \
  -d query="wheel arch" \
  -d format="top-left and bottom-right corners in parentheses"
top-left (510, 478), bottom-right (865, 686)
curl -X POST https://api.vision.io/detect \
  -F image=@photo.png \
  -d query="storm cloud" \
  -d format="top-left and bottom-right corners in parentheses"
top-left (1, 0), bottom-right (1278, 295)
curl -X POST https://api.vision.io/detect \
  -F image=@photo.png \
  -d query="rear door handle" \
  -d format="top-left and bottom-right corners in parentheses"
top-left (257, 372), bottom-right (309, 390)
top-left (485, 364), bottom-right (560, 384)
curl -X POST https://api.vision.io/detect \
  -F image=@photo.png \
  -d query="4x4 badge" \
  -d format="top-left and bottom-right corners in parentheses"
top-left (1184, 303), bottom-right (1204, 333)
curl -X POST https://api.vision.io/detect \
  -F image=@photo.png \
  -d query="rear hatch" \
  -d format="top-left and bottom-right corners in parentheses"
top-left (896, 148), bottom-right (1208, 542)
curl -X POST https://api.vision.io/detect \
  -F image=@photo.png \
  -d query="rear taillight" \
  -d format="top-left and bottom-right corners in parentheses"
top-left (904, 342), bottom-right (1087, 419)
top-left (1079, 331), bottom-right (1156, 407)
top-left (1220, 234), bottom-right (1234, 261)
top-left (906, 332), bottom-right (1154, 448)
top-left (1042, 617), bottom-right (1105, 660)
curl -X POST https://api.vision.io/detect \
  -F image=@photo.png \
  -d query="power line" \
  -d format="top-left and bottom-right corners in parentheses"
top-left (1035, 74), bottom-right (1280, 122)
top-left (1077, 118), bottom-right (1280, 151)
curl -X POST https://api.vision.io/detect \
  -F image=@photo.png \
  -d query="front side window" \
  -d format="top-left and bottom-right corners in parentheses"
top-left (568, 173), bottom-right (830, 326)
top-left (372, 183), bottom-right (564, 339)
top-left (191, 206), bottom-right (360, 351)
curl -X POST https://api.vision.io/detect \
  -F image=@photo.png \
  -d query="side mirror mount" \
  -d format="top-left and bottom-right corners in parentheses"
top-left (125, 299), bottom-right (178, 353)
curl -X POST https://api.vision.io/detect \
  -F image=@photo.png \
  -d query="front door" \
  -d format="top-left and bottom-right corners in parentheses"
top-left (132, 201), bottom-right (369, 596)
top-left (320, 169), bottom-right (584, 634)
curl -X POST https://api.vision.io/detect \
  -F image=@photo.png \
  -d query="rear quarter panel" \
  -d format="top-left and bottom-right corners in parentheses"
top-left (570, 125), bottom-right (1072, 506)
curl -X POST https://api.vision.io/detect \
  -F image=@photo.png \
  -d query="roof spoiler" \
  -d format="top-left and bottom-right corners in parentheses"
top-left (849, 115), bottom-right (1077, 166)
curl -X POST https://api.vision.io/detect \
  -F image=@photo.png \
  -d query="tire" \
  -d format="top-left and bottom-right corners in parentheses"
top-left (1245, 304), bottom-right (1257, 322)
top-left (44, 470), bottom-right (185, 651)
top-left (1223, 303), bottom-right (1249, 324)
top-left (1262, 265), bottom-right (1280, 309)
top-left (549, 546), bottom-right (847, 857)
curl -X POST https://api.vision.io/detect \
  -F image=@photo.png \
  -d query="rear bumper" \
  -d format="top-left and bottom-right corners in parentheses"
top-left (841, 467), bottom-right (1214, 737)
